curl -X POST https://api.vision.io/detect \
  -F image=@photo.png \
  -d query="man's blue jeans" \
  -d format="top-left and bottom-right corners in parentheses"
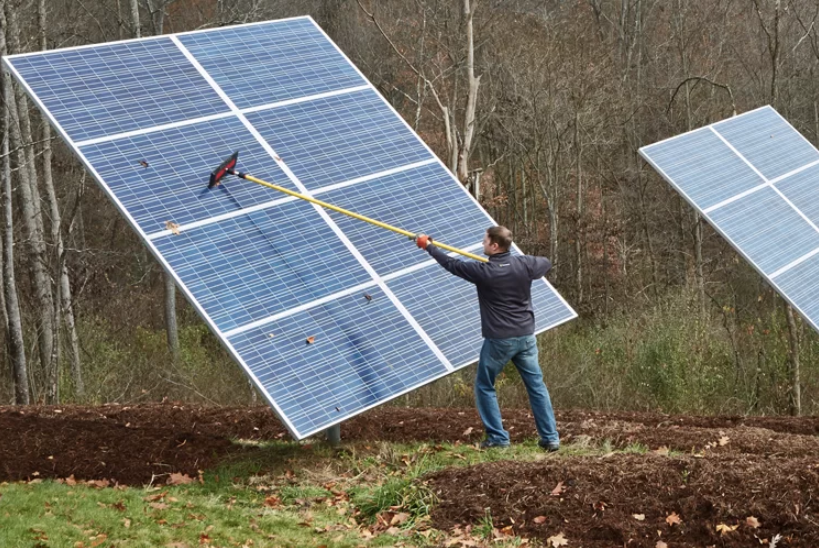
top-left (475, 335), bottom-right (559, 446)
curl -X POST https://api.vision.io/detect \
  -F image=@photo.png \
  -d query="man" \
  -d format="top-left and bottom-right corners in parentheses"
top-left (416, 226), bottom-right (559, 451)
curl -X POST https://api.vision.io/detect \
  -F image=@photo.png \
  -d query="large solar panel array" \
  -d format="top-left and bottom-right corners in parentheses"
top-left (641, 106), bottom-right (819, 333)
top-left (3, 17), bottom-right (576, 439)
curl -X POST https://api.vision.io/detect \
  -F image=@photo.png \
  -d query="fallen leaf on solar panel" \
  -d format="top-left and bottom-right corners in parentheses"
top-left (165, 221), bottom-right (180, 235)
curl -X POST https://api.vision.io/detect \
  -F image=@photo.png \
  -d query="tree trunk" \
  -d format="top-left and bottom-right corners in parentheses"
top-left (165, 274), bottom-right (179, 361)
top-left (39, 0), bottom-right (83, 397)
top-left (575, 111), bottom-right (583, 304)
top-left (457, 0), bottom-right (481, 184)
top-left (0, 1), bottom-right (29, 404)
top-left (785, 304), bottom-right (801, 416)
top-left (142, 0), bottom-right (181, 364)
top-left (130, 0), bottom-right (141, 38)
top-left (4, 0), bottom-right (55, 403)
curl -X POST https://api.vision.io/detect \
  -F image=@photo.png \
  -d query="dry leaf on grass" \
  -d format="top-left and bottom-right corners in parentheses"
top-left (550, 481), bottom-right (565, 496)
top-left (746, 516), bottom-right (761, 528)
top-left (167, 473), bottom-right (194, 485)
top-left (533, 516), bottom-right (547, 524)
top-left (656, 542), bottom-right (668, 548)
top-left (718, 436), bottom-right (730, 446)
top-left (633, 514), bottom-right (646, 521)
top-left (462, 427), bottom-right (473, 436)
top-left (264, 495), bottom-right (282, 507)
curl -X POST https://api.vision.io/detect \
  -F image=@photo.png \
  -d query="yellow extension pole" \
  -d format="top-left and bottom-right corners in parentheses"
top-left (237, 173), bottom-right (489, 263)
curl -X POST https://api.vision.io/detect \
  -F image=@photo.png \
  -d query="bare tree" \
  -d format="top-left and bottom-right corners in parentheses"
top-left (356, 0), bottom-right (483, 186)
top-left (4, 0), bottom-right (56, 403)
top-left (0, 0), bottom-right (28, 404)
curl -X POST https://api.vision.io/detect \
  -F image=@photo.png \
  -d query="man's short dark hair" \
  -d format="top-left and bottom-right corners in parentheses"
top-left (486, 226), bottom-right (513, 251)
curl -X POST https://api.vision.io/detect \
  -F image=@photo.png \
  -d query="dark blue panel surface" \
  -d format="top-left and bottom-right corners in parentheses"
top-left (774, 163), bottom-right (819, 227)
top-left (80, 116), bottom-right (295, 234)
top-left (387, 258), bottom-right (574, 367)
top-left (246, 89), bottom-right (433, 189)
top-left (8, 39), bottom-right (228, 142)
top-left (642, 127), bottom-right (765, 210)
top-left (228, 287), bottom-right (446, 437)
top-left (707, 187), bottom-right (819, 275)
top-left (322, 163), bottom-right (490, 276)
top-left (775, 253), bottom-right (819, 332)
top-left (714, 107), bottom-right (819, 181)
top-left (153, 201), bottom-right (371, 332)
top-left (179, 19), bottom-right (366, 109)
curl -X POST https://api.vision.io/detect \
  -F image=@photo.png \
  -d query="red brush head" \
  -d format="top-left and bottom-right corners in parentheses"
top-left (208, 151), bottom-right (239, 188)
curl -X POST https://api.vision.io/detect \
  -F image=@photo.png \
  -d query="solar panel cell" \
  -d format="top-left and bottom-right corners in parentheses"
top-left (245, 89), bottom-right (433, 189)
top-left (227, 287), bottom-right (447, 436)
top-left (152, 201), bottom-right (372, 332)
top-left (642, 128), bottom-right (765, 210)
top-left (706, 187), bottom-right (819, 275)
top-left (774, 253), bottom-right (819, 332)
top-left (79, 116), bottom-right (296, 234)
top-left (714, 107), bottom-right (819, 181)
top-left (774, 163), bottom-right (819, 227)
top-left (321, 162), bottom-right (490, 276)
top-left (9, 39), bottom-right (228, 142)
top-left (179, 19), bottom-right (366, 109)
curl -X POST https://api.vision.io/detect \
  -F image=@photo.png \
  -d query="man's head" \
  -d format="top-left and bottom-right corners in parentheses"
top-left (483, 226), bottom-right (513, 256)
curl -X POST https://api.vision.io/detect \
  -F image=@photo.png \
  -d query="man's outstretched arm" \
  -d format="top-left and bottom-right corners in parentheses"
top-left (417, 234), bottom-right (485, 284)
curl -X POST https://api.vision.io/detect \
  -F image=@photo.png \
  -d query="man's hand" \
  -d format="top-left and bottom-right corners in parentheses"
top-left (415, 234), bottom-right (433, 250)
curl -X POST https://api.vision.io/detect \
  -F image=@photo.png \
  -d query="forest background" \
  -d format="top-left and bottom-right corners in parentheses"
top-left (1, 0), bottom-right (814, 418)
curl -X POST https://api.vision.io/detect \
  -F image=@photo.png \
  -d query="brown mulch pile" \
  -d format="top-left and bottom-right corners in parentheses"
top-left (2, 403), bottom-right (819, 545)
top-left (425, 453), bottom-right (819, 547)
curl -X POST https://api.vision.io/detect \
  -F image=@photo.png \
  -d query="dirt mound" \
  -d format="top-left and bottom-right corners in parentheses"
top-left (0, 410), bottom-right (236, 485)
top-left (426, 453), bottom-right (819, 547)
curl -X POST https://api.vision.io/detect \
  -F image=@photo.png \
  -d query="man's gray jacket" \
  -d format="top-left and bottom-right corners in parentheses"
top-left (426, 245), bottom-right (552, 339)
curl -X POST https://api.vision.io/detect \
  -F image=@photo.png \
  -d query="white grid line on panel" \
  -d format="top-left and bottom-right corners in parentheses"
top-left (74, 112), bottom-right (235, 148)
top-left (305, 18), bottom-right (578, 321)
top-left (312, 159), bottom-right (438, 196)
top-left (223, 241), bottom-right (484, 338)
top-left (170, 38), bottom-right (456, 387)
top-left (242, 85), bottom-right (371, 113)
top-left (639, 144), bottom-right (819, 337)
top-left (73, 84), bottom-right (371, 148)
top-left (145, 195), bottom-right (299, 242)
top-left (224, 280), bottom-right (378, 337)
top-left (709, 126), bottom-right (819, 266)
top-left (1, 50), bottom-right (299, 439)
top-left (770, 246), bottom-right (819, 279)
top-left (703, 154), bottom-right (819, 214)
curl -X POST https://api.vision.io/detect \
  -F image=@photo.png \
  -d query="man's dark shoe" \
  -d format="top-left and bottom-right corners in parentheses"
top-left (538, 440), bottom-right (560, 452)
top-left (479, 439), bottom-right (510, 449)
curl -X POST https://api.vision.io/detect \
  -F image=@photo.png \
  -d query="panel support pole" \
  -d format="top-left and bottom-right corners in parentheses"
top-left (325, 424), bottom-right (341, 445)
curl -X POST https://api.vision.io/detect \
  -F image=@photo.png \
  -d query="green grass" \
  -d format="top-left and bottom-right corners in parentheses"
top-left (0, 438), bottom-right (651, 548)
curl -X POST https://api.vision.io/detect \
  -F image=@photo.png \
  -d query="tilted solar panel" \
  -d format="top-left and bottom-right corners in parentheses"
top-left (3, 16), bottom-right (576, 438)
top-left (641, 105), bottom-right (819, 334)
